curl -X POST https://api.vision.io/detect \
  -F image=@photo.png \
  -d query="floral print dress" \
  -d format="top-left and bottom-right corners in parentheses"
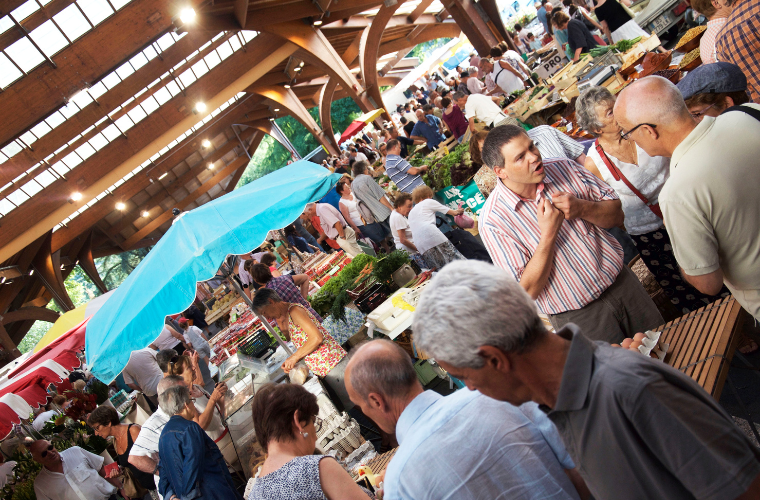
top-left (288, 304), bottom-right (346, 377)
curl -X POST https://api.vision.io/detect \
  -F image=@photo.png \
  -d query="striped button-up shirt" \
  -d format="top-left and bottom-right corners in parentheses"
top-left (701, 17), bottom-right (727, 65)
top-left (479, 159), bottom-right (623, 315)
top-left (528, 125), bottom-right (585, 161)
top-left (385, 154), bottom-right (426, 193)
top-left (716, 0), bottom-right (760, 102)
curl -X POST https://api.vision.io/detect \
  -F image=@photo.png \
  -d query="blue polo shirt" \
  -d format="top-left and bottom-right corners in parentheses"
top-left (410, 115), bottom-right (445, 149)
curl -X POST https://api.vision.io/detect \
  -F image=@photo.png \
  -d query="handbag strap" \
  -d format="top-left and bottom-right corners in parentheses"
top-left (722, 104), bottom-right (760, 122)
top-left (594, 140), bottom-right (662, 219)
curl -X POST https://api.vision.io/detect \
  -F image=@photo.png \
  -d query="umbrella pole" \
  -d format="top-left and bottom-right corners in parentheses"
top-left (222, 264), bottom-right (293, 356)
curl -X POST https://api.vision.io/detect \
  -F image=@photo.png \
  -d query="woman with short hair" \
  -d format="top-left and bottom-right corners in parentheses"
top-left (157, 385), bottom-right (243, 500)
top-left (440, 97), bottom-right (468, 142)
top-left (249, 384), bottom-right (373, 500)
top-left (576, 86), bottom-right (729, 316)
top-left (89, 406), bottom-right (155, 499)
top-left (408, 185), bottom-right (465, 269)
top-left (552, 10), bottom-right (597, 62)
top-left (251, 290), bottom-right (353, 411)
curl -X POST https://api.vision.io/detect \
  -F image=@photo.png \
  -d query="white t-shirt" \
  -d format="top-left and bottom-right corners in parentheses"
top-left (464, 93), bottom-right (504, 127)
top-left (122, 347), bottom-right (163, 397)
top-left (153, 326), bottom-right (181, 351)
top-left (0, 461), bottom-right (16, 488)
top-left (129, 406), bottom-right (170, 493)
top-left (182, 326), bottom-right (211, 359)
top-left (404, 111), bottom-right (418, 123)
top-left (353, 152), bottom-right (368, 162)
top-left (339, 196), bottom-right (363, 227)
top-left (490, 63), bottom-right (524, 96)
top-left (408, 199), bottom-right (451, 254)
top-left (390, 210), bottom-right (416, 253)
top-left (34, 447), bottom-right (115, 500)
top-left (32, 410), bottom-right (58, 431)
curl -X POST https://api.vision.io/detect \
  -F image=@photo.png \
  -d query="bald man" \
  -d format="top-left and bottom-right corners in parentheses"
top-left (32, 439), bottom-right (122, 500)
top-left (615, 76), bottom-right (760, 321)
top-left (345, 340), bottom-right (587, 500)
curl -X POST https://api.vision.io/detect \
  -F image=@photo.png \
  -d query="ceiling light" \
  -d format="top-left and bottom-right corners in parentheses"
top-left (299, 61), bottom-right (305, 67)
top-left (141, 210), bottom-right (150, 218)
top-left (158, 173), bottom-right (168, 180)
top-left (269, 117), bottom-right (275, 122)
top-left (284, 84), bottom-right (291, 89)
top-left (294, 67), bottom-right (301, 72)
top-left (60, 264), bottom-right (65, 270)
top-left (115, 202), bottom-right (126, 210)
top-left (201, 139), bottom-right (211, 148)
top-left (273, 108), bottom-right (280, 112)
top-left (195, 102), bottom-right (207, 113)
top-left (207, 162), bottom-right (214, 169)
top-left (0, 277), bottom-right (6, 284)
top-left (179, 7), bottom-right (196, 23)
top-left (314, 19), bottom-right (322, 26)
top-left (70, 192), bottom-right (83, 202)
top-left (29, 269), bottom-right (34, 276)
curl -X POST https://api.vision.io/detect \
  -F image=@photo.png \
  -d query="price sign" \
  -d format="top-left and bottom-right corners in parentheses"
top-left (535, 53), bottom-right (565, 80)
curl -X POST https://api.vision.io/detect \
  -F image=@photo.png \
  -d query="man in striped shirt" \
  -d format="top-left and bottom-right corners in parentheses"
top-left (384, 139), bottom-right (429, 193)
top-left (479, 125), bottom-right (662, 343)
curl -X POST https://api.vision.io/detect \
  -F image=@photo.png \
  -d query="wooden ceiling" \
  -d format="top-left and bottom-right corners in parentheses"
top-left (0, 0), bottom-right (486, 355)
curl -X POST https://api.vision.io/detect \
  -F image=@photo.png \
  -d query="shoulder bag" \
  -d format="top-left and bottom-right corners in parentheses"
top-left (595, 139), bottom-right (662, 219)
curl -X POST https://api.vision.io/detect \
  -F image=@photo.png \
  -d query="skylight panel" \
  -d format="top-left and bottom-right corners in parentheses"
top-left (101, 71), bottom-right (121, 89)
top-left (89, 132), bottom-right (109, 151)
top-left (165, 80), bottom-right (181, 97)
top-left (8, 189), bottom-right (30, 205)
top-left (11, 0), bottom-right (40, 22)
top-left (36, 169), bottom-right (56, 188)
top-left (62, 151), bottom-right (83, 169)
top-left (0, 53), bottom-right (23, 88)
top-left (130, 51), bottom-right (149, 71)
top-left (0, 16), bottom-right (14, 35)
top-left (203, 50), bottom-right (221, 70)
top-left (30, 120), bottom-right (52, 139)
top-left (46, 111), bottom-right (66, 129)
top-left (143, 44), bottom-right (158, 62)
top-left (0, 199), bottom-right (16, 216)
top-left (54, 4), bottom-right (92, 42)
top-left (51, 161), bottom-right (69, 176)
top-left (178, 68), bottom-right (196, 87)
top-left (19, 131), bottom-right (37, 146)
top-left (60, 101), bottom-right (80, 119)
top-left (110, 0), bottom-right (131, 10)
top-left (240, 31), bottom-right (257, 42)
top-left (1, 141), bottom-right (23, 159)
top-left (153, 86), bottom-right (171, 105)
top-left (102, 124), bottom-right (121, 141)
top-left (114, 114), bottom-right (134, 132)
top-left (229, 36), bottom-right (241, 51)
top-left (29, 20), bottom-right (69, 58)
top-left (127, 105), bottom-right (147, 124)
top-left (5, 37), bottom-right (45, 73)
top-left (70, 89), bottom-right (93, 108)
top-left (141, 95), bottom-right (159, 115)
top-left (88, 81), bottom-right (107, 99)
top-left (216, 42), bottom-right (233, 61)
top-left (115, 61), bottom-right (135, 79)
top-left (156, 32), bottom-right (176, 51)
top-left (77, 0), bottom-right (113, 26)
top-left (21, 179), bottom-right (43, 197)
top-left (75, 142), bottom-right (96, 160)
top-left (191, 59), bottom-right (209, 78)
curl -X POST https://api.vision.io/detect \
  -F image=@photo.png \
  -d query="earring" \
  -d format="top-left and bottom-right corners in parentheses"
top-left (301, 431), bottom-right (309, 438)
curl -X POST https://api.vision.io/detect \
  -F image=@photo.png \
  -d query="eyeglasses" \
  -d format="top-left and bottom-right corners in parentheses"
top-left (40, 444), bottom-right (54, 458)
top-left (620, 123), bottom-right (656, 141)
top-left (690, 102), bottom-right (717, 119)
top-left (314, 416), bottom-right (322, 433)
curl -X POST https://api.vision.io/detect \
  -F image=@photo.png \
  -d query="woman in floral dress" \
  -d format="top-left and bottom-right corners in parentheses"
top-left (252, 288), bottom-right (353, 410)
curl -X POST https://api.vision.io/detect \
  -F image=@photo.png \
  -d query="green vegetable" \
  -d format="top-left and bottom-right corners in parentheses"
top-left (372, 250), bottom-right (412, 288)
top-left (529, 86), bottom-right (545, 100)
top-left (308, 254), bottom-right (377, 317)
top-left (589, 36), bottom-right (643, 57)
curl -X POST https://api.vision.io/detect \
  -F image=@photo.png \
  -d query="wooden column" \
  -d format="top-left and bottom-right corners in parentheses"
top-left (359, 2), bottom-right (402, 123)
top-left (77, 232), bottom-right (109, 294)
top-left (31, 232), bottom-right (74, 312)
top-left (318, 79), bottom-right (340, 153)
top-left (0, 321), bottom-right (21, 360)
top-left (444, 0), bottom-right (500, 56)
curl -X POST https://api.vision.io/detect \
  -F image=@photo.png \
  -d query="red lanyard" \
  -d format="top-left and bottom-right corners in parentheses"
top-left (595, 140), bottom-right (662, 219)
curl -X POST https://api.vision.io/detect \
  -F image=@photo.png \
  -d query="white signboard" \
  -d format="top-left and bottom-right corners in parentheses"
top-left (535, 53), bottom-right (565, 80)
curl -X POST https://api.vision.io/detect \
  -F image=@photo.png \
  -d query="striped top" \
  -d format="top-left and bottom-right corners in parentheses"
top-left (479, 159), bottom-right (623, 315)
top-left (528, 126), bottom-right (585, 162)
top-left (385, 154), bottom-right (426, 193)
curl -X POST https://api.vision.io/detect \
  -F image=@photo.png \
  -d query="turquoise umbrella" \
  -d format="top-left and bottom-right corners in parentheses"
top-left (86, 161), bottom-right (341, 382)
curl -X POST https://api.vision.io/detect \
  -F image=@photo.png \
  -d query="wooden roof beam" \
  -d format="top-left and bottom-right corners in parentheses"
top-left (0, 34), bottom-right (297, 263)
top-left (0, 0), bottom-right (176, 147)
top-left (359, 2), bottom-right (401, 123)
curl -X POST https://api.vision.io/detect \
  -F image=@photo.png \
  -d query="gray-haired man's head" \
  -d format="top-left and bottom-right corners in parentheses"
top-left (158, 384), bottom-right (193, 416)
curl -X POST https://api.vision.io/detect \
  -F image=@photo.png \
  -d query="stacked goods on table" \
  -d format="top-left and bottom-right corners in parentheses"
top-left (674, 26), bottom-right (707, 54)
top-left (209, 309), bottom-right (267, 365)
top-left (305, 252), bottom-right (352, 287)
top-left (309, 253), bottom-right (378, 319)
top-left (421, 141), bottom-right (475, 191)
top-left (680, 47), bottom-right (701, 71)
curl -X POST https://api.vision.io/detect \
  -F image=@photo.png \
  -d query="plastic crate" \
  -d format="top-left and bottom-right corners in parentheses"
top-left (413, 360), bottom-right (438, 386)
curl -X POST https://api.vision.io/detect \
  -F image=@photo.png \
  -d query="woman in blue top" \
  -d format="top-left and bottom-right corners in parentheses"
top-left (157, 384), bottom-right (243, 500)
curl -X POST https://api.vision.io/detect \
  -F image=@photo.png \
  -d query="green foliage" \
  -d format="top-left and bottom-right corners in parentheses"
top-left (86, 378), bottom-right (110, 405)
top-left (308, 254), bottom-right (377, 317)
top-left (408, 38), bottom-right (453, 62)
top-left (95, 247), bottom-right (151, 291)
top-left (0, 449), bottom-right (41, 500)
top-left (237, 135), bottom-right (292, 187)
top-left (372, 250), bottom-right (412, 287)
top-left (276, 115), bottom-right (321, 157)
top-left (330, 97), bottom-right (362, 137)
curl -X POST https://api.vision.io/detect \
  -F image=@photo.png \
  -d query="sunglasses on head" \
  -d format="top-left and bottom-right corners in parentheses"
top-left (40, 444), bottom-right (54, 458)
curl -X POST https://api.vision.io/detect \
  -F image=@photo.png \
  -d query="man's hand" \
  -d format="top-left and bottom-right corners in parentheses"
top-left (551, 191), bottom-right (586, 220)
top-left (537, 198), bottom-right (564, 237)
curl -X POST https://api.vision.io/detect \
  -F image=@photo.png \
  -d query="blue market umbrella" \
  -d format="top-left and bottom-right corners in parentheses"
top-left (86, 161), bottom-right (341, 382)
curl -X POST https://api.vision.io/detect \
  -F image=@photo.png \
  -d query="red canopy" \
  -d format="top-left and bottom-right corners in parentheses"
top-left (339, 120), bottom-right (365, 144)
top-left (0, 367), bottom-right (70, 407)
top-left (8, 318), bottom-right (88, 379)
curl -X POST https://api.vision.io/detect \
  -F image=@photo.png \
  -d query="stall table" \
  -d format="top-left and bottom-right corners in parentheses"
top-left (205, 296), bottom-right (242, 325)
top-left (661, 296), bottom-right (744, 400)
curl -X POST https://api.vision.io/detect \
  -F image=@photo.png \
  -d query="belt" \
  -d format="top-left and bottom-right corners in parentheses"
top-left (491, 112), bottom-right (510, 126)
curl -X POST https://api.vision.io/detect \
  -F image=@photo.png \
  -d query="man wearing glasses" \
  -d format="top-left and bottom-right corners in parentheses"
top-left (615, 75), bottom-right (760, 322)
top-left (32, 440), bottom-right (123, 500)
top-left (479, 125), bottom-right (663, 344)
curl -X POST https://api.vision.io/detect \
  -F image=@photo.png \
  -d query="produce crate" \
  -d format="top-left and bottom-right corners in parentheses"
top-left (236, 328), bottom-right (277, 358)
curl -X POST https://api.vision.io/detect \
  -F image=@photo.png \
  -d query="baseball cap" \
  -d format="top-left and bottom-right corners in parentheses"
top-left (676, 62), bottom-right (747, 100)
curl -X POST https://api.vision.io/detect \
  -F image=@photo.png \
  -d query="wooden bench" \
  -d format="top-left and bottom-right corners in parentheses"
top-left (660, 296), bottom-right (745, 400)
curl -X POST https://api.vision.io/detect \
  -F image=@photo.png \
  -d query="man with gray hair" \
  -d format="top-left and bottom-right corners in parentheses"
top-left (344, 339), bottom-right (587, 500)
top-left (413, 260), bottom-right (760, 500)
top-left (616, 76), bottom-right (760, 321)
top-left (129, 375), bottom-right (185, 496)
